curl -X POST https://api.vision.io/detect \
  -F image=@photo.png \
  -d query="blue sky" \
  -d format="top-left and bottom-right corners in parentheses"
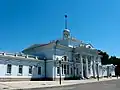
top-left (0, 0), bottom-right (120, 57)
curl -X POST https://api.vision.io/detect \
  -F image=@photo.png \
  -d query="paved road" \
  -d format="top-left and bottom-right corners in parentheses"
top-left (28, 79), bottom-right (120, 90)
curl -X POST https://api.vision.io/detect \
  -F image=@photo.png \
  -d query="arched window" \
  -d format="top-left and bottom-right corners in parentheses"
top-left (62, 56), bottom-right (68, 61)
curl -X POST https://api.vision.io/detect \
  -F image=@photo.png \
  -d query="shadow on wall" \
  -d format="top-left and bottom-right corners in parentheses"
top-left (30, 65), bottom-right (53, 81)
top-left (30, 65), bottom-right (45, 81)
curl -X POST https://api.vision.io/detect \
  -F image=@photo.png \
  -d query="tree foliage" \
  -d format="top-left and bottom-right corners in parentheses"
top-left (98, 50), bottom-right (109, 65)
top-left (97, 50), bottom-right (120, 65)
top-left (109, 56), bottom-right (120, 65)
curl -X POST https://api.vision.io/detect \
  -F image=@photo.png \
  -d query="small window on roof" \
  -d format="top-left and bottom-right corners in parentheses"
top-left (64, 56), bottom-right (67, 61)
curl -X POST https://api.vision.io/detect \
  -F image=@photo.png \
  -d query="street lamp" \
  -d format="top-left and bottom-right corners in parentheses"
top-left (56, 58), bottom-right (62, 85)
top-left (53, 40), bottom-right (59, 81)
top-left (59, 60), bottom-right (62, 85)
top-left (44, 57), bottom-right (47, 80)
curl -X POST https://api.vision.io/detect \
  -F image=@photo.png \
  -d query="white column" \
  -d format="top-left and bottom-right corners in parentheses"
top-left (85, 56), bottom-right (89, 78)
top-left (96, 57), bottom-right (100, 77)
top-left (92, 56), bottom-right (96, 77)
top-left (89, 56), bottom-right (92, 77)
top-left (73, 57), bottom-right (76, 77)
top-left (90, 59), bottom-right (93, 76)
top-left (80, 55), bottom-right (84, 78)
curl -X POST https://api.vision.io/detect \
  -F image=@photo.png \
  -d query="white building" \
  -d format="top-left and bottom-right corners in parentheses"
top-left (22, 28), bottom-right (115, 80)
top-left (0, 52), bottom-right (45, 81)
top-left (0, 16), bottom-right (115, 81)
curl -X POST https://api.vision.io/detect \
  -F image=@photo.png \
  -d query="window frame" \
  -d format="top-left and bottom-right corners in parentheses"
top-left (67, 65), bottom-right (69, 75)
top-left (57, 67), bottom-right (60, 75)
top-left (71, 67), bottom-right (73, 75)
top-left (64, 64), bottom-right (67, 75)
top-left (62, 64), bottom-right (64, 75)
top-left (38, 67), bottom-right (41, 75)
top-left (29, 66), bottom-right (32, 75)
top-left (76, 68), bottom-right (79, 75)
top-left (7, 64), bottom-right (12, 74)
top-left (18, 65), bottom-right (23, 75)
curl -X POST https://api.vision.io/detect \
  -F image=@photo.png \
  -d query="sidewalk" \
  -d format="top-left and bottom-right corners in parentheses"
top-left (0, 77), bottom-right (119, 90)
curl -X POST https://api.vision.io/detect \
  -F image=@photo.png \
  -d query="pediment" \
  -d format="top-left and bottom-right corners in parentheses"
top-left (85, 43), bottom-right (94, 49)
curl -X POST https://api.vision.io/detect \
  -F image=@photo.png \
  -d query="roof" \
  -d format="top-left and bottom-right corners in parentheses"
top-left (71, 37), bottom-right (82, 42)
top-left (0, 52), bottom-right (41, 61)
top-left (23, 42), bottom-right (52, 52)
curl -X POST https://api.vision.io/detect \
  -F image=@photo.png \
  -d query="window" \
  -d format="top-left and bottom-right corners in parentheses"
top-left (18, 65), bottom-right (23, 74)
top-left (64, 64), bottom-right (66, 74)
top-left (62, 64), bottom-right (64, 75)
top-left (64, 56), bottom-right (67, 61)
top-left (38, 67), bottom-right (41, 75)
top-left (71, 68), bottom-right (73, 75)
top-left (67, 65), bottom-right (69, 74)
top-left (57, 67), bottom-right (60, 75)
top-left (76, 68), bottom-right (79, 75)
top-left (29, 66), bottom-right (32, 74)
top-left (7, 64), bottom-right (12, 74)
top-left (83, 58), bottom-right (86, 63)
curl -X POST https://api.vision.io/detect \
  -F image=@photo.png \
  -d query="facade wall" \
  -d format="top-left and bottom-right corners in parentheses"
top-left (98, 65), bottom-right (103, 77)
top-left (0, 54), bottom-right (115, 81)
top-left (0, 56), bottom-right (45, 81)
top-left (102, 65), bottom-right (115, 77)
top-left (46, 60), bottom-right (54, 79)
top-left (53, 60), bottom-right (74, 80)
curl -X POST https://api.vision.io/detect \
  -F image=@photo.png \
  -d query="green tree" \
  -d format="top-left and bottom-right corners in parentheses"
top-left (109, 56), bottom-right (120, 65)
top-left (98, 50), bottom-right (109, 65)
top-left (98, 50), bottom-right (120, 65)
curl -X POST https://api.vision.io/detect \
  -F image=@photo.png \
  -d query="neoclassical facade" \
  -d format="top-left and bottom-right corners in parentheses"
top-left (22, 29), bottom-right (115, 80)
top-left (0, 17), bottom-right (115, 81)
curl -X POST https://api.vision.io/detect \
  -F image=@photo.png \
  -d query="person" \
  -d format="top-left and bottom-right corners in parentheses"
top-left (97, 75), bottom-right (99, 81)
top-left (79, 72), bottom-right (82, 80)
top-left (109, 73), bottom-right (112, 78)
top-left (117, 74), bottom-right (118, 79)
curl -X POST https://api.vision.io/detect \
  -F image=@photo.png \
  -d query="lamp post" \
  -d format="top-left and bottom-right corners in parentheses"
top-left (44, 57), bottom-right (47, 80)
top-left (54, 40), bottom-right (59, 81)
top-left (56, 58), bottom-right (62, 85)
top-left (59, 60), bottom-right (62, 85)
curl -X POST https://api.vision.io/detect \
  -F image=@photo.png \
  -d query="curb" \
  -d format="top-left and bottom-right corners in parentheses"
top-left (13, 78), bottom-right (119, 90)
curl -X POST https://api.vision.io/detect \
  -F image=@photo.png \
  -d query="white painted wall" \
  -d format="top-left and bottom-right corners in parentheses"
top-left (0, 57), bottom-right (45, 78)
top-left (46, 60), bottom-right (54, 78)
top-left (102, 65), bottom-right (115, 77)
top-left (0, 63), bottom-right (6, 76)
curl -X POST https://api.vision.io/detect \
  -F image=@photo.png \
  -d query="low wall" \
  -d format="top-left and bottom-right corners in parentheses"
top-left (0, 77), bottom-right (71, 82)
top-left (0, 77), bottom-right (54, 82)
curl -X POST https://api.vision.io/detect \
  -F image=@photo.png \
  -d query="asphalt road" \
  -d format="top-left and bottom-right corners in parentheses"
top-left (27, 79), bottom-right (120, 90)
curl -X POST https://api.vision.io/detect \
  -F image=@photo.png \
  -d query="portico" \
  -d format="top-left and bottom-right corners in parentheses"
top-left (72, 53), bottom-right (101, 79)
